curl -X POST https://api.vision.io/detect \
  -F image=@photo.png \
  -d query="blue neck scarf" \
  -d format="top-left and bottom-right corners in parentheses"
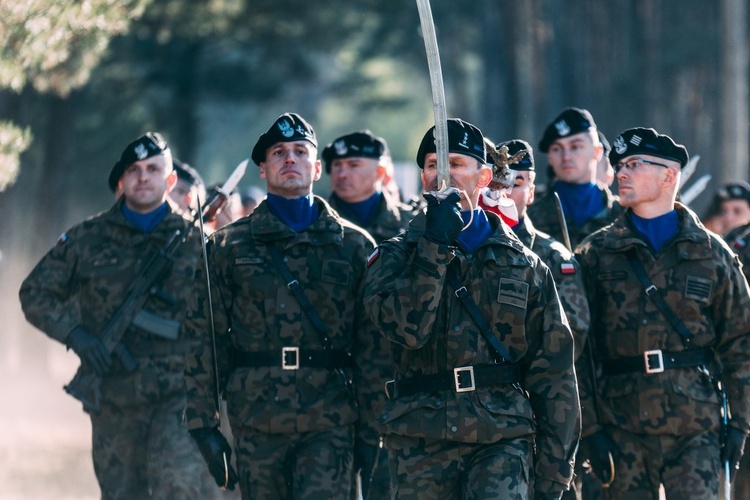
top-left (456, 209), bottom-right (493, 254)
top-left (266, 193), bottom-right (319, 232)
top-left (511, 217), bottom-right (524, 232)
top-left (335, 192), bottom-right (381, 226)
top-left (122, 202), bottom-right (169, 233)
top-left (630, 210), bottom-right (679, 253)
top-left (554, 181), bottom-right (604, 228)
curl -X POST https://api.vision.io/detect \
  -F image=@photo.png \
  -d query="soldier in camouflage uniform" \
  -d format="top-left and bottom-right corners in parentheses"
top-left (364, 118), bottom-right (580, 499)
top-left (575, 127), bottom-right (750, 499)
top-left (481, 138), bottom-right (593, 500)
top-left (323, 130), bottom-right (418, 245)
top-left (719, 184), bottom-right (750, 500)
top-left (482, 138), bottom-right (590, 359)
top-left (19, 133), bottom-right (210, 499)
top-left (528, 108), bottom-right (621, 248)
top-left (183, 113), bottom-right (391, 499)
top-left (716, 181), bottom-right (750, 238)
top-left (322, 130), bottom-right (416, 499)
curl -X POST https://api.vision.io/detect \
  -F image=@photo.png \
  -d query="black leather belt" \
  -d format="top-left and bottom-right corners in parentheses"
top-left (235, 348), bottom-right (352, 370)
top-left (385, 364), bottom-right (521, 399)
top-left (603, 348), bottom-right (713, 376)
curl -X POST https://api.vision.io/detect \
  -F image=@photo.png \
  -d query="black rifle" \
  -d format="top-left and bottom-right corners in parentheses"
top-left (64, 188), bottom-right (231, 414)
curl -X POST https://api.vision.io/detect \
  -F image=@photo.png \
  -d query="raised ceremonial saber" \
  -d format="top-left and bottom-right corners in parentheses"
top-left (416, 0), bottom-right (450, 192)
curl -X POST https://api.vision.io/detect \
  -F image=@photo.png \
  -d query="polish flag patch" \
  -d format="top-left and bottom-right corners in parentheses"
top-left (367, 248), bottom-right (380, 267)
top-left (733, 238), bottom-right (747, 250)
top-left (560, 262), bottom-right (576, 275)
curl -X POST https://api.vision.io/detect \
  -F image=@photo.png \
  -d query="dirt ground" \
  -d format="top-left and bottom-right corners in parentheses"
top-left (0, 352), bottom-right (99, 500)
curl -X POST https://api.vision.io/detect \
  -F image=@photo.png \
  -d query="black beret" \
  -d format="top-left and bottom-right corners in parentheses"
top-left (321, 130), bottom-right (388, 173)
top-left (717, 181), bottom-right (750, 203)
top-left (497, 139), bottom-right (535, 172)
top-left (416, 118), bottom-right (485, 168)
top-left (538, 107), bottom-right (597, 153)
top-left (173, 158), bottom-right (204, 187)
top-left (251, 112), bottom-right (317, 166)
top-left (109, 132), bottom-right (170, 192)
top-left (609, 127), bottom-right (689, 168)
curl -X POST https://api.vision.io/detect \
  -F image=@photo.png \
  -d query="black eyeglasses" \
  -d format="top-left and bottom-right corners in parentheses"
top-left (614, 157), bottom-right (671, 174)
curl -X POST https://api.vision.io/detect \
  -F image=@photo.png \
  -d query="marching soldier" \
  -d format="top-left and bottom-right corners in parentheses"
top-left (483, 138), bottom-right (590, 358)
top-left (364, 118), bottom-right (580, 499)
top-left (528, 107), bottom-right (621, 248)
top-left (321, 129), bottom-right (416, 498)
top-left (183, 113), bottom-right (391, 499)
top-left (482, 138), bottom-right (593, 500)
top-left (19, 133), bottom-right (210, 498)
top-left (169, 158), bottom-right (206, 215)
top-left (716, 181), bottom-right (750, 237)
top-left (576, 127), bottom-right (750, 498)
top-left (323, 130), bottom-right (418, 245)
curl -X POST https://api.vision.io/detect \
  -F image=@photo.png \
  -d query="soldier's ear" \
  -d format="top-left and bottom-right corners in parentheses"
top-left (664, 166), bottom-right (680, 188)
top-left (313, 159), bottom-right (322, 181)
top-left (259, 162), bottom-right (267, 179)
top-left (477, 165), bottom-right (493, 189)
top-left (166, 169), bottom-right (178, 191)
top-left (376, 164), bottom-right (387, 182)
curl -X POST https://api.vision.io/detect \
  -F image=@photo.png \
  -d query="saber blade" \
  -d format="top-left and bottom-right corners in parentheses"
top-left (416, 0), bottom-right (450, 191)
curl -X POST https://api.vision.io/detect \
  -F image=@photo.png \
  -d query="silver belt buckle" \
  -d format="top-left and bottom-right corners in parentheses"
top-left (453, 366), bottom-right (475, 393)
top-left (282, 347), bottom-right (300, 370)
top-left (644, 349), bottom-right (664, 374)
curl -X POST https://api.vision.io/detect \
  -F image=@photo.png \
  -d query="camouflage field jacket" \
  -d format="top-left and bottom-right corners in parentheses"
top-left (725, 221), bottom-right (750, 281)
top-left (364, 211), bottom-right (580, 491)
top-left (527, 182), bottom-right (621, 249)
top-left (19, 198), bottom-right (201, 405)
top-left (183, 197), bottom-right (390, 447)
top-left (328, 190), bottom-right (418, 244)
top-left (576, 203), bottom-right (750, 437)
top-left (515, 216), bottom-right (590, 360)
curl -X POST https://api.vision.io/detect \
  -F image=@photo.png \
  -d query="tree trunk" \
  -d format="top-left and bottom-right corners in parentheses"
top-left (719, 0), bottom-right (748, 183)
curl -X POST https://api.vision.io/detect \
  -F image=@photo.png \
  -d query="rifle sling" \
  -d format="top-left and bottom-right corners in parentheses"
top-left (446, 260), bottom-right (512, 363)
top-left (266, 243), bottom-right (332, 349)
top-left (626, 248), bottom-right (695, 348)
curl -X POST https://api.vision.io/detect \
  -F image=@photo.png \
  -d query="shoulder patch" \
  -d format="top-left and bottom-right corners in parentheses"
top-left (56, 232), bottom-right (68, 246)
top-left (367, 247), bottom-right (380, 267)
top-left (733, 238), bottom-right (747, 250)
top-left (560, 261), bottom-right (576, 275)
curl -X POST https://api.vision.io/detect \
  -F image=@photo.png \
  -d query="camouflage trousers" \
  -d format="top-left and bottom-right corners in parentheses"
top-left (90, 391), bottom-right (208, 499)
top-left (384, 434), bottom-right (531, 499)
top-left (604, 426), bottom-right (721, 499)
top-left (233, 424), bottom-right (354, 499)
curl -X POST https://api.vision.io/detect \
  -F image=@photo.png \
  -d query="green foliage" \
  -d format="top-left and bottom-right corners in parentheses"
top-left (0, 0), bottom-right (153, 192)
top-left (0, 0), bottom-right (151, 95)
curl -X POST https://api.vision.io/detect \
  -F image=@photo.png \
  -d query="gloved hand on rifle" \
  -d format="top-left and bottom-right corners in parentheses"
top-left (423, 190), bottom-right (463, 246)
top-left (65, 326), bottom-right (112, 376)
top-left (582, 430), bottom-right (619, 486)
top-left (723, 425), bottom-right (748, 482)
top-left (190, 426), bottom-right (238, 490)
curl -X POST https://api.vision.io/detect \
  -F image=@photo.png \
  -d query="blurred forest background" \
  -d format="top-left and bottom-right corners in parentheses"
top-left (2, 0), bottom-right (750, 373)
top-left (0, 0), bottom-right (748, 496)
